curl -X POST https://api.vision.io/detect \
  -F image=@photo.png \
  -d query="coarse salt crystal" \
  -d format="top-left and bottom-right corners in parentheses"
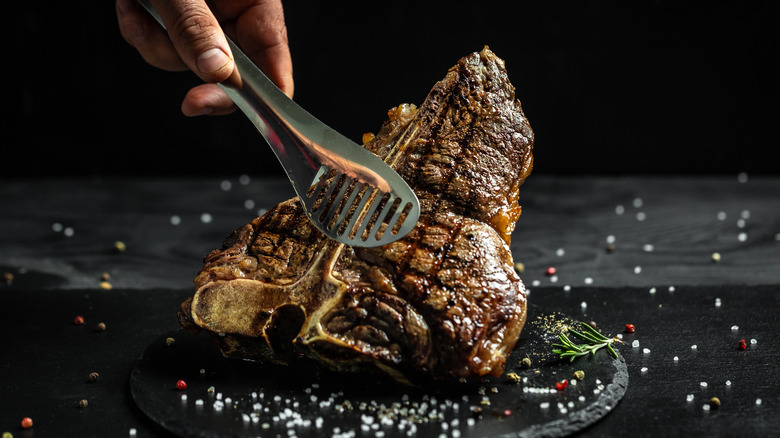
top-left (641, 367), bottom-right (648, 373)
top-left (643, 348), bottom-right (651, 354)
top-left (673, 356), bottom-right (679, 362)
top-left (700, 382), bottom-right (708, 388)
top-left (756, 398), bottom-right (762, 405)
top-left (632, 340), bottom-right (640, 348)
top-left (634, 266), bottom-right (642, 274)
top-left (750, 338), bottom-right (757, 345)
top-left (731, 325), bottom-right (739, 331)
top-left (649, 287), bottom-right (656, 294)
top-left (686, 394), bottom-right (694, 402)
top-left (584, 277), bottom-right (594, 285)
top-left (691, 345), bottom-right (698, 350)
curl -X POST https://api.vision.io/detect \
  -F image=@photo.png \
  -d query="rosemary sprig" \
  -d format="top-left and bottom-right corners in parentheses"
top-left (552, 322), bottom-right (622, 362)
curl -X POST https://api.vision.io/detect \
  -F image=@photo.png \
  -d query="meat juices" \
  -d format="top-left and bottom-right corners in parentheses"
top-left (178, 47), bottom-right (534, 381)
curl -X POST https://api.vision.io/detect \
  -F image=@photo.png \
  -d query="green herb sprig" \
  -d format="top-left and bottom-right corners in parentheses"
top-left (552, 322), bottom-right (622, 362)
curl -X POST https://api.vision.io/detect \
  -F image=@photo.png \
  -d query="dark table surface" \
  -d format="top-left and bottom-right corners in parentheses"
top-left (2, 174), bottom-right (779, 437)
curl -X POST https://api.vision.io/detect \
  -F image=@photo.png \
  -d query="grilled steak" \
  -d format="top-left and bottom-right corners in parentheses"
top-left (178, 46), bottom-right (534, 381)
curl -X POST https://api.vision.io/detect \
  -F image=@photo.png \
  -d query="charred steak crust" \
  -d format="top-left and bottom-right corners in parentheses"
top-left (181, 47), bottom-right (534, 380)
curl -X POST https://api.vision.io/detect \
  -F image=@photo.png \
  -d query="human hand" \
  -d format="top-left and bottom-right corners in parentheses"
top-left (116, 0), bottom-right (293, 116)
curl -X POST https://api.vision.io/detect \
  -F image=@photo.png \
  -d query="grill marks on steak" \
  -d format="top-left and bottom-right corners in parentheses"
top-left (179, 47), bottom-right (534, 381)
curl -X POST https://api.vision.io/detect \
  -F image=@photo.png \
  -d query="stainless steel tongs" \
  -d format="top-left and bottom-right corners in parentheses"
top-left (138, 0), bottom-right (419, 247)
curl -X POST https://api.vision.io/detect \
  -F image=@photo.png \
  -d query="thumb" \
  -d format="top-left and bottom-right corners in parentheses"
top-left (152, 0), bottom-right (235, 84)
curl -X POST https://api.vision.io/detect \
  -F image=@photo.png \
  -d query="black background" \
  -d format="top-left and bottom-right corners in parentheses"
top-left (5, 1), bottom-right (778, 178)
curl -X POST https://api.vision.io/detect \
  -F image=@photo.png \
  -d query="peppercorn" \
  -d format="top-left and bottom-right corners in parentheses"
top-left (573, 370), bottom-right (585, 381)
top-left (78, 399), bottom-right (88, 408)
top-left (88, 372), bottom-right (100, 382)
top-left (166, 337), bottom-right (176, 346)
top-left (506, 372), bottom-right (521, 383)
top-left (625, 324), bottom-right (635, 333)
top-left (21, 417), bottom-right (33, 429)
top-left (176, 379), bottom-right (187, 390)
top-left (545, 267), bottom-right (557, 276)
top-left (97, 322), bottom-right (106, 332)
top-left (74, 315), bottom-right (85, 325)
top-left (99, 281), bottom-right (112, 290)
top-left (606, 243), bottom-right (616, 253)
top-left (739, 339), bottom-right (747, 350)
top-left (520, 357), bottom-right (532, 368)
top-left (3, 431), bottom-right (13, 438)
top-left (3, 272), bottom-right (13, 285)
top-left (514, 262), bottom-right (525, 274)
top-left (100, 272), bottom-right (110, 281)
top-left (114, 241), bottom-right (126, 253)
top-left (556, 379), bottom-right (568, 391)
top-left (709, 397), bottom-right (721, 408)
top-left (361, 133), bottom-right (375, 144)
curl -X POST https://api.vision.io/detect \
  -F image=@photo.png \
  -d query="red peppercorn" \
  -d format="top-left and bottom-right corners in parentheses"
top-left (21, 417), bottom-right (34, 429)
top-left (74, 315), bottom-right (85, 325)
top-left (545, 267), bottom-right (557, 276)
top-left (625, 324), bottom-right (635, 333)
top-left (176, 379), bottom-right (187, 390)
top-left (739, 339), bottom-right (747, 350)
top-left (503, 409), bottom-right (513, 417)
top-left (556, 379), bottom-right (568, 391)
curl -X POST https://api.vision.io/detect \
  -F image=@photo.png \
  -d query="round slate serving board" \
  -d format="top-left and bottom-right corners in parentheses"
top-left (130, 306), bottom-right (628, 438)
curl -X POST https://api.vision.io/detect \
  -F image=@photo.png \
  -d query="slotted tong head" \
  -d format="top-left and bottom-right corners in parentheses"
top-left (138, 0), bottom-right (419, 247)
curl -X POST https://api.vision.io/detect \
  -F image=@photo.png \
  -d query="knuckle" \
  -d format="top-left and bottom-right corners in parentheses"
top-left (170, 7), bottom-right (217, 47)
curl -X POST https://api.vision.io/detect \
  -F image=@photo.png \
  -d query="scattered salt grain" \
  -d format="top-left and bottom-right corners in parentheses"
top-left (643, 244), bottom-right (654, 252)
top-left (738, 232), bottom-right (747, 242)
top-left (563, 285), bottom-right (571, 292)
top-left (636, 212), bottom-right (646, 221)
top-left (129, 428), bottom-right (137, 436)
top-left (200, 213), bottom-right (213, 223)
top-left (641, 367), bottom-right (648, 373)
top-left (715, 298), bottom-right (722, 307)
top-left (615, 205), bottom-right (625, 215)
top-left (668, 286), bottom-right (675, 292)
top-left (220, 180), bottom-right (232, 191)
top-left (539, 402), bottom-right (550, 409)
top-left (52, 222), bottom-right (64, 232)
top-left (170, 215), bottom-right (181, 225)
top-left (634, 266), bottom-right (642, 274)
top-left (632, 340), bottom-right (640, 348)
top-left (702, 404), bottom-right (710, 411)
top-left (751, 338), bottom-right (757, 345)
top-left (649, 287), bottom-right (656, 294)
top-left (643, 348), bottom-right (651, 354)
top-left (737, 172), bottom-right (748, 183)
top-left (691, 345), bottom-right (698, 350)
top-left (584, 277), bottom-right (594, 285)
top-left (731, 325), bottom-right (739, 331)
top-left (756, 398), bottom-right (762, 405)
top-left (725, 380), bottom-right (732, 386)
top-left (686, 394), bottom-right (694, 402)
top-left (700, 382), bottom-right (708, 388)
top-left (717, 211), bottom-right (727, 221)
top-left (556, 248), bottom-right (565, 257)
top-left (580, 301), bottom-right (587, 309)
top-left (244, 199), bottom-right (255, 209)
top-left (64, 227), bottom-right (75, 237)
top-left (606, 234), bottom-right (616, 244)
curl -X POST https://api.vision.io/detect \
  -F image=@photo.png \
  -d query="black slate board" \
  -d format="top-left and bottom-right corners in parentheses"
top-left (130, 306), bottom-right (628, 438)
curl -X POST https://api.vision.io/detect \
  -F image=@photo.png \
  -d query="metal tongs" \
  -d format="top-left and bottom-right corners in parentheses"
top-left (138, 0), bottom-right (419, 247)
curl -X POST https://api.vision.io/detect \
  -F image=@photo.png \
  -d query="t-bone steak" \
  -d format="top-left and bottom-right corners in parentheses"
top-left (178, 46), bottom-right (535, 381)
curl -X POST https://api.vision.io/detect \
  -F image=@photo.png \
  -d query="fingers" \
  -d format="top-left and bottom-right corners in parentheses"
top-left (150, 0), bottom-right (236, 84)
top-left (230, 0), bottom-right (294, 98)
top-left (116, 0), bottom-right (187, 71)
top-left (181, 84), bottom-right (237, 116)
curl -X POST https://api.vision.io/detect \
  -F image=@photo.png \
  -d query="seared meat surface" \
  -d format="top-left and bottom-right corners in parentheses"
top-left (179, 47), bottom-right (534, 380)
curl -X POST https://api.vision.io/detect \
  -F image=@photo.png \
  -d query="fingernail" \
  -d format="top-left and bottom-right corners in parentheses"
top-left (197, 48), bottom-right (231, 74)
